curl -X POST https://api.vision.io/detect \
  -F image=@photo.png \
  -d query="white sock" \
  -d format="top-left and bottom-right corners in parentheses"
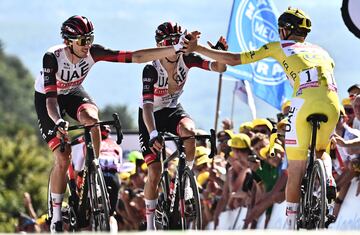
top-left (186, 160), bottom-right (194, 170)
top-left (51, 193), bottom-right (64, 223)
top-left (285, 202), bottom-right (298, 230)
top-left (322, 154), bottom-right (335, 186)
top-left (145, 199), bottom-right (157, 230)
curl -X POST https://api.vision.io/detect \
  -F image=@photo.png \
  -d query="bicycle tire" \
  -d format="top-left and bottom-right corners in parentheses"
top-left (180, 167), bottom-right (202, 230)
top-left (307, 159), bottom-right (326, 229)
top-left (155, 171), bottom-right (171, 230)
top-left (89, 164), bottom-right (111, 231)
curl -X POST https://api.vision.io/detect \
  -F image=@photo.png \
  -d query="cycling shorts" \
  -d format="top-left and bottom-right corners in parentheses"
top-left (138, 104), bottom-right (190, 166)
top-left (34, 86), bottom-right (97, 151)
top-left (285, 86), bottom-right (340, 160)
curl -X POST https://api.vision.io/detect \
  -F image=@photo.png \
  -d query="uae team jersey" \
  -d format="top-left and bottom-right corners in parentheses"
top-left (240, 40), bottom-right (337, 97)
top-left (34, 44), bottom-right (132, 97)
top-left (141, 53), bottom-right (212, 112)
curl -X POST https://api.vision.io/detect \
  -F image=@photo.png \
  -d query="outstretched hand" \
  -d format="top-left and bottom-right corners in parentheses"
top-left (183, 31), bottom-right (201, 53)
top-left (207, 36), bottom-right (228, 51)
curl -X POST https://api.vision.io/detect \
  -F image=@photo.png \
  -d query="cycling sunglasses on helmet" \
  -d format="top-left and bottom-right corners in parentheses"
top-left (70, 34), bottom-right (94, 46)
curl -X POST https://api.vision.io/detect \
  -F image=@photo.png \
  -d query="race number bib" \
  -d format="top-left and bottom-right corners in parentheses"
top-left (299, 67), bottom-right (319, 89)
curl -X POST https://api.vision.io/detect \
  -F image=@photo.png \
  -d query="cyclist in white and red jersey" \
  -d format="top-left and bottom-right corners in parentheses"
top-left (187, 8), bottom-right (340, 229)
top-left (34, 15), bottom-right (189, 232)
top-left (138, 22), bottom-right (227, 230)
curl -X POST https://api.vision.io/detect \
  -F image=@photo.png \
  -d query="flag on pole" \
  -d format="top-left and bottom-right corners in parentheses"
top-left (224, 0), bottom-right (292, 110)
top-left (234, 80), bottom-right (256, 119)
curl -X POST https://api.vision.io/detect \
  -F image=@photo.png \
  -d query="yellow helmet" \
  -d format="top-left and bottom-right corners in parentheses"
top-left (278, 7), bottom-right (311, 33)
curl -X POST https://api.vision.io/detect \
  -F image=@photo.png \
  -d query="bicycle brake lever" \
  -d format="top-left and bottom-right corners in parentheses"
top-left (112, 113), bottom-right (123, 145)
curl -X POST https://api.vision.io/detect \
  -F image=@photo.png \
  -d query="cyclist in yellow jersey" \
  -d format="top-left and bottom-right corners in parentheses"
top-left (187, 7), bottom-right (340, 229)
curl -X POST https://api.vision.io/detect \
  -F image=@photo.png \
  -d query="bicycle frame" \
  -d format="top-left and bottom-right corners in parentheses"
top-left (54, 113), bottom-right (123, 231)
top-left (156, 130), bottom-right (216, 230)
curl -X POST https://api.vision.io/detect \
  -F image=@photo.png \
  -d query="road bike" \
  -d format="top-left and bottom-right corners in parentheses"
top-left (154, 129), bottom-right (216, 230)
top-left (297, 114), bottom-right (335, 229)
top-left (48, 113), bottom-right (123, 231)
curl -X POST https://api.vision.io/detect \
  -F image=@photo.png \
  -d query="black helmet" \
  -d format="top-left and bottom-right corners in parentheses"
top-left (278, 7), bottom-right (311, 34)
top-left (155, 22), bottom-right (182, 45)
top-left (61, 15), bottom-right (94, 39)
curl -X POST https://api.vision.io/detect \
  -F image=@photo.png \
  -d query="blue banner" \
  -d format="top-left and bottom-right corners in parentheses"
top-left (224, 0), bottom-right (292, 110)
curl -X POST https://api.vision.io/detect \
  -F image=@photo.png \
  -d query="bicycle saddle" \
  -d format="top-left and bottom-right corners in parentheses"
top-left (306, 114), bottom-right (328, 123)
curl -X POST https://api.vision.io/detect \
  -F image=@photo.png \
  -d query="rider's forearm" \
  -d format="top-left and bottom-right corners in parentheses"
top-left (142, 104), bottom-right (157, 133)
top-left (196, 45), bottom-right (241, 66)
top-left (132, 47), bottom-right (175, 63)
top-left (46, 97), bottom-right (62, 123)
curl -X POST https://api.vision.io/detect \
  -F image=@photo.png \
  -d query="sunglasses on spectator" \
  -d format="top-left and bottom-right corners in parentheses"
top-left (253, 128), bottom-right (268, 134)
top-left (70, 34), bottom-right (94, 46)
top-left (349, 94), bottom-right (357, 100)
top-left (345, 108), bottom-right (354, 115)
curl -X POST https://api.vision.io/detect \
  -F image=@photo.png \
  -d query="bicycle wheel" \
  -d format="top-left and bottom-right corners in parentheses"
top-left (307, 159), bottom-right (326, 229)
top-left (155, 171), bottom-right (171, 230)
top-left (180, 167), bottom-right (202, 230)
top-left (89, 164), bottom-right (110, 231)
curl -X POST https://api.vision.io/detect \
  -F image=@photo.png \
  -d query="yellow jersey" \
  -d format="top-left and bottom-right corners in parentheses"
top-left (240, 40), bottom-right (337, 97)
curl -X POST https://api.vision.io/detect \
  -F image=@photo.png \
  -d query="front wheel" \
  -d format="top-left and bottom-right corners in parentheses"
top-left (180, 167), bottom-right (202, 230)
top-left (89, 164), bottom-right (110, 231)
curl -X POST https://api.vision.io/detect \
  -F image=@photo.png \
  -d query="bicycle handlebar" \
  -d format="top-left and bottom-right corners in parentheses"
top-left (53, 113), bottom-right (123, 152)
top-left (160, 129), bottom-right (217, 158)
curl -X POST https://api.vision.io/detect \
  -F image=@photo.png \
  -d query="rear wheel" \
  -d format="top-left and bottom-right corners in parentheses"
top-left (180, 167), bottom-right (202, 230)
top-left (307, 159), bottom-right (326, 229)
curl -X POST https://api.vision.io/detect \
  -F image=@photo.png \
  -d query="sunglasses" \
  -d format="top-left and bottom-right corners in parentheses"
top-left (70, 34), bottom-right (94, 46)
top-left (345, 108), bottom-right (354, 115)
top-left (254, 128), bottom-right (268, 134)
top-left (349, 94), bottom-right (358, 100)
top-left (159, 34), bottom-right (181, 46)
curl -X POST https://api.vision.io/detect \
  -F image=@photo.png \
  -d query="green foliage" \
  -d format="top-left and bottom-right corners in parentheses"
top-left (99, 104), bottom-right (135, 130)
top-left (0, 42), bottom-right (37, 136)
top-left (0, 131), bottom-right (52, 232)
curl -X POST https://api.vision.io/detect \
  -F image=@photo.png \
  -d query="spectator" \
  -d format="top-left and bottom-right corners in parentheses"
top-left (252, 119), bottom-right (273, 137)
top-left (222, 118), bottom-right (234, 131)
top-left (239, 122), bottom-right (255, 138)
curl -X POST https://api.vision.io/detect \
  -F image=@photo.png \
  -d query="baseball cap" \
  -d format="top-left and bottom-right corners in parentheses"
top-left (347, 84), bottom-right (360, 93)
top-left (239, 122), bottom-right (254, 133)
top-left (227, 134), bottom-right (251, 149)
top-left (252, 118), bottom-right (273, 131)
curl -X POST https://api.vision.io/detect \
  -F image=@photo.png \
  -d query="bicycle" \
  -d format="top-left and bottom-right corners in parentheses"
top-left (296, 114), bottom-right (335, 229)
top-left (48, 113), bottom-right (123, 232)
top-left (154, 129), bottom-right (217, 230)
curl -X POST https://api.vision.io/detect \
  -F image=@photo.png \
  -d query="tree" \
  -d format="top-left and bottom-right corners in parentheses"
top-left (0, 131), bottom-right (52, 232)
top-left (99, 104), bottom-right (136, 130)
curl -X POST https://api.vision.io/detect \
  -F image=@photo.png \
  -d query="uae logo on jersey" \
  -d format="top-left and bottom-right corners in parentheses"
top-left (235, 0), bottom-right (286, 85)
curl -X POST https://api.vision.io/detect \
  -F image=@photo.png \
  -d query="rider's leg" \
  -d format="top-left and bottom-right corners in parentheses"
top-left (316, 150), bottom-right (337, 200)
top-left (144, 162), bottom-right (161, 230)
top-left (177, 117), bottom-right (196, 168)
top-left (285, 159), bottom-right (307, 229)
top-left (50, 144), bottom-right (71, 226)
top-left (77, 105), bottom-right (101, 157)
